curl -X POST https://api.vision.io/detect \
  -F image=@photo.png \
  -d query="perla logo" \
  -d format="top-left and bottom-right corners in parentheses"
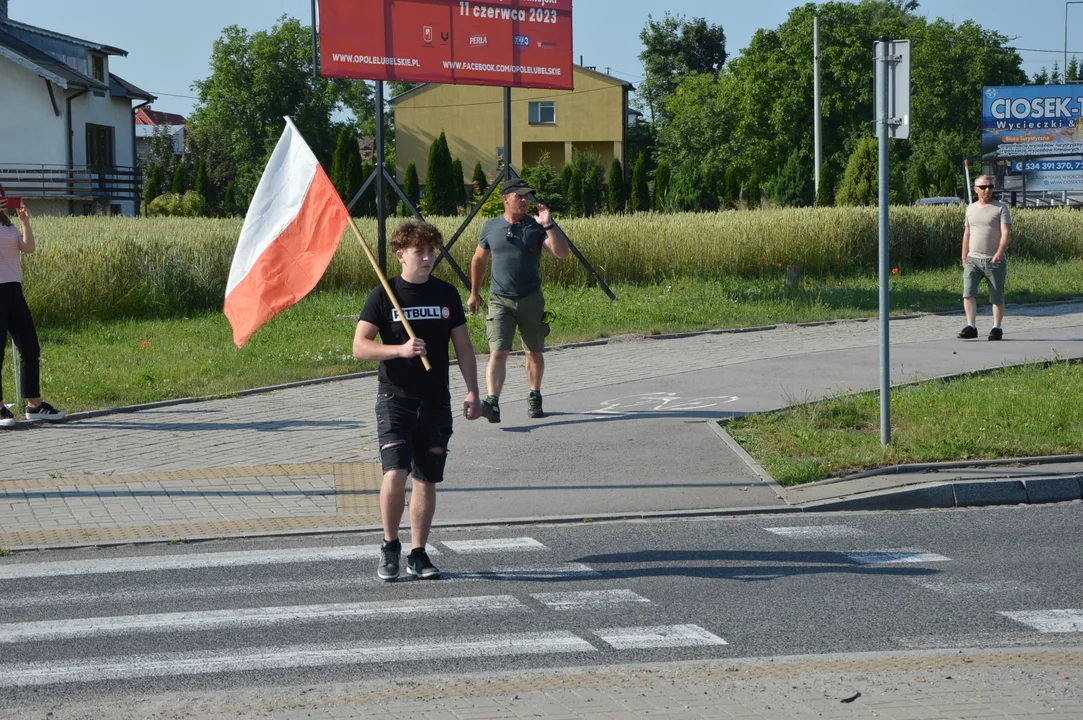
top-left (392, 306), bottom-right (448, 322)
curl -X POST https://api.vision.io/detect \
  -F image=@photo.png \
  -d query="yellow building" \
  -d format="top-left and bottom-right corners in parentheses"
top-left (390, 65), bottom-right (633, 190)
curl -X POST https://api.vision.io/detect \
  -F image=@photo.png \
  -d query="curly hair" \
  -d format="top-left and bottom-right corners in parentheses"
top-left (390, 220), bottom-right (444, 253)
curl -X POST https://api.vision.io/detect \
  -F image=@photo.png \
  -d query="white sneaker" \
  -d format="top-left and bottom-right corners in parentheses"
top-left (0, 405), bottom-right (14, 428)
top-left (26, 401), bottom-right (66, 422)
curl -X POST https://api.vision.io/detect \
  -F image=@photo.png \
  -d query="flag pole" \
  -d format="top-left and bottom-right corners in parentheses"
top-left (347, 217), bottom-right (432, 371)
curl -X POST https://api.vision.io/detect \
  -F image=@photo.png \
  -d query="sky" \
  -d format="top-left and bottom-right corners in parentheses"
top-left (9, 0), bottom-right (1082, 118)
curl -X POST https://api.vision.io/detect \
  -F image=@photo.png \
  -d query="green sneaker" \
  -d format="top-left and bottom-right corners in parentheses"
top-left (481, 396), bottom-right (501, 423)
top-left (527, 391), bottom-right (545, 419)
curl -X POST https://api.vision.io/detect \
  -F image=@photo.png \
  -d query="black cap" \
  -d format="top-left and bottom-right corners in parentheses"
top-left (501, 178), bottom-right (534, 196)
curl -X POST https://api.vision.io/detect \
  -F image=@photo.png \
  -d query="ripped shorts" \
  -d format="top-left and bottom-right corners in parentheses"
top-left (374, 387), bottom-right (454, 483)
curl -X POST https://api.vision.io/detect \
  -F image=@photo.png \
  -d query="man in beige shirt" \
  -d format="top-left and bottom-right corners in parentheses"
top-left (958, 175), bottom-right (1011, 341)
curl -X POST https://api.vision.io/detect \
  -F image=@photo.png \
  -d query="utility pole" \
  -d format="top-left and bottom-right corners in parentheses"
top-left (814, 12), bottom-right (823, 198)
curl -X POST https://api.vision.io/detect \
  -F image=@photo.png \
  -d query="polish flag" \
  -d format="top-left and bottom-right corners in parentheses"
top-left (224, 118), bottom-right (349, 348)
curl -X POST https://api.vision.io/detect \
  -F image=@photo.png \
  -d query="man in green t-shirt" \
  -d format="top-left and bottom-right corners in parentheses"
top-left (958, 175), bottom-right (1011, 341)
top-left (467, 179), bottom-right (570, 421)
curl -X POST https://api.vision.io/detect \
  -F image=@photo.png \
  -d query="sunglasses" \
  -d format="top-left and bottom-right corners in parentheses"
top-left (975, 184), bottom-right (994, 190)
top-left (505, 228), bottom-right (515, 244)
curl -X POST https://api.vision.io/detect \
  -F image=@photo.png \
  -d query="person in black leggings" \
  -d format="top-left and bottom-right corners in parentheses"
top-left (0, 191), bottom-right (65, 428)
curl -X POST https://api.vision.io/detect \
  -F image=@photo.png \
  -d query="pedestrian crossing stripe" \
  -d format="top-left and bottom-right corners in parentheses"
top-left (1000, 609), bottom-right (1083, 633)
top-left (592, 624), bottom-right (727, 650)
top-left (530, 589), bottom-right (649, 611)
top-left (0, 596), bottom-right (527, 644)
top-left (764, 525), bottom-right (866, 538)
top-left (441, 537), bottom-right (548, 553)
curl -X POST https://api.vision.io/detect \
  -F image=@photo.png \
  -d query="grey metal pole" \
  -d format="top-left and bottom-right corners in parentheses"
top-left (11, 338), bottom-right (20, 407)
top-left (311, 0), bottom-right (319, 79)
top-left (375, 81), bottom-right (387, 274)
top-left (503, 87), bottom-right (512, 184)
top-left (813, 13), bottom-right (823, 198)
top-left (877, 36), bottom-right (891, 446)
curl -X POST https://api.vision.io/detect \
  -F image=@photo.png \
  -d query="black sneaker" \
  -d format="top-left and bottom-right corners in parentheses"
top-left (406, 548), bottom-right (441, 579)
top-left (377, 539), bottom-right (401, 581)
top-left (957, 325), bottom-right (978, 339)
top-left (26, 401), bottom-right (65, 422)
top-left (988, 327), bottom-right (1003, 341)
top-left (527, 391), bottom-right (545, 419)
top-left (481, 396), bottom-right (501, 423)
top-left (0, 405), bottom-right (14, 429)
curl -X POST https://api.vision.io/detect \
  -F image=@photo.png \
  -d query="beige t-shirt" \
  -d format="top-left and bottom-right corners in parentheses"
top-left (0, 223), bottom-right (23, 284)
top-left (964, 201), bottom-right (1011, 259)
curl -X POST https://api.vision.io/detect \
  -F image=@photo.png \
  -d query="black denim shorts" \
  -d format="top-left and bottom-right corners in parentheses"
top-left (374, 389), bottom-right (454, 482)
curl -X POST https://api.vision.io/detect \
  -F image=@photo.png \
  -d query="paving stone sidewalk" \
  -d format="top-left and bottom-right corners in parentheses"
top-left (2, 302), bottom-right (1083, 550)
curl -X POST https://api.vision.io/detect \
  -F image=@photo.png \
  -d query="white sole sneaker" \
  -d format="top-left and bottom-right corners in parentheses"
top-left (26, 409), bottom-right (66, 422)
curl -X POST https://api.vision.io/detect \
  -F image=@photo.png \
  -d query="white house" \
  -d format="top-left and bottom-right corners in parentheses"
top-left (0, 0), bottom-right (154, 216)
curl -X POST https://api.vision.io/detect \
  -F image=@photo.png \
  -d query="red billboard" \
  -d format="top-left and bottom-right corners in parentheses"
top-left (317, 0), bottom-right (574, 90)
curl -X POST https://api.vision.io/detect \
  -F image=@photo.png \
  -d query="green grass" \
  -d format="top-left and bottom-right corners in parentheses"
top-left (5, 258), bottom-right (1083, 413)
top-left (22, 207), bottom-right (1083, 328)
top-left (727, 360), bottom-right (1083, 486)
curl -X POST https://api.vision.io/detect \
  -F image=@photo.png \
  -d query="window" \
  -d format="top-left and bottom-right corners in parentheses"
top-left (86, 124), bottom-right (116, 170)
top-left (528, 101), bottom-right (555, 125)
top-left (91, 53), bottom-right (105, 82)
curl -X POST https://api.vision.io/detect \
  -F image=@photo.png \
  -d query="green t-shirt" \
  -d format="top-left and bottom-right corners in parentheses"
top-left (479, 215), bottom-right (548, 298)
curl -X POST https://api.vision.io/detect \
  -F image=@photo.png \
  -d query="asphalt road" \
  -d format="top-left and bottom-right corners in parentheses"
top-left (1, 502), bottom-right (1081, 713)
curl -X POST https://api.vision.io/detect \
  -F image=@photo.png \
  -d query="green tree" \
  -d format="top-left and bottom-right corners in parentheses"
top-left (935, 155), bottom-right (958, 197)
top-left (629, 153), bottom-right (649, 212)
top-left (583, 165), bottom-right (603, 217)
top-left (1068, 56), bottom-right (1080, 83)
top-left (743, 172), bottom-right (761, 209)
top-left (451, 157), bottom-right (466, 211)
top-left (222, 181), bottom-right (236, 216)
top-left (422, 132), bottom-right (456, 215)
top-left (142, 126), bottom-right (179, 182)
top-left (404, 162), bottom-right (420, 208)
top-left (637, 12), bottom-right (727, 127)
top-left (471, 161), bottom-right (488, 200)
top-left (566, 165), bottom-right (583, 216)
top-left (721, 167), bottom-right (738, 210)
top-left (766, 151), bottom-right (812, 207)
top-left (330, 126), bottom-right (353, 201)
top-left (143, 164), bottom-right (163, 210)
top-left (194, 158), bottom-right (211, 207)
top-left (520, 152), bottom-right (566, 214)
top-left (170, 164), bottom-right (186, 194)
top-left (912, 157), bottom-right (930, 200)
top-left (559, 163), bottom-right (574, 200)
top-left (836, 137), bottom-right (878, 206)
top-left (667, 160), bottom-right (706, 212)
top-left (815, 160), bottom-right (838, 207)
top-left (188, 16), bottom-right (367, 205)
top-left (606, 158), bottom-right (625, 213)
top-left (652, 160), bottom-right (671, 211)
top-left (701, 164), bottom-right (719, 211)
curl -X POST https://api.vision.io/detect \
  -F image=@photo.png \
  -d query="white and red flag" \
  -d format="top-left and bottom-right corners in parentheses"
top-left (224, 118), bottom-right (348, 348)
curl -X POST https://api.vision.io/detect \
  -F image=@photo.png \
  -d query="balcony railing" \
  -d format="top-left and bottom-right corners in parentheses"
top-left (0, 164), bottom-right (141, 203)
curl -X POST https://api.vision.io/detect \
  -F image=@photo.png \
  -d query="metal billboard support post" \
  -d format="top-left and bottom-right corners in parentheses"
top-left (434, 86), bottom-right (617, 301)
top-left (375, 81), bottom-right (387, 275)
top-left (813, 13), bottom-right (822, 197)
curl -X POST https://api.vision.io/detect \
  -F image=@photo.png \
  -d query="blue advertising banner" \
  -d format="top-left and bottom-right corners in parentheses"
top-left (982, 85), bottom-right (1083, 158)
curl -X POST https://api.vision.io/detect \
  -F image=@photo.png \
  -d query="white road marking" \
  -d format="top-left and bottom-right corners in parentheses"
top-left (441, 537), bottom-right (548, 553)
top-left (918, 580), bottom-right (1036, 596)
top-left (0, 631), bottom-right (597, 687)
top-left (450, 563), bottom-right (600, 581)
top-left (764, 525), bottom-right (866, 538)
top-left (1000, 609), bottom-right (1083, 633)
top-left (0, 547), bottom-right (371, 580)
top-left (376, 543), bottom-right (440, 555)
top-left (593, 624), bottom-right (727, 650)
top-left (531, 589), bottom-right (650, 611)
top-left (841, 550), bottom-right (951, 565)
top-left (0, 596), bottom-right (525, 644)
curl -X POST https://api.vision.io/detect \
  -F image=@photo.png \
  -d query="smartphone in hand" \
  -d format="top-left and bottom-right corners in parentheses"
top-left (0, 196), bottom-right (23, 210)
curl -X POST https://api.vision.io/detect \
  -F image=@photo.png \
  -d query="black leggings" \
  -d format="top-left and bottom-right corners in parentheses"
top-left (0, 282), bottom-right (41, 401)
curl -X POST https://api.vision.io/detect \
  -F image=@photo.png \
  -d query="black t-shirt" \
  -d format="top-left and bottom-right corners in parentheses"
top-left (359, 275), bottom-right (467, 399)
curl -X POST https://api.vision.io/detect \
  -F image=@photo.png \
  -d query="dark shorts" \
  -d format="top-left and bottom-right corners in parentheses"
top-left (374, 389), bottom-right (453, 483)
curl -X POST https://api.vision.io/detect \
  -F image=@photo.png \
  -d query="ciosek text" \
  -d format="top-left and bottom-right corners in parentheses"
top-left (458, 2), bottom-right (559, 23)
